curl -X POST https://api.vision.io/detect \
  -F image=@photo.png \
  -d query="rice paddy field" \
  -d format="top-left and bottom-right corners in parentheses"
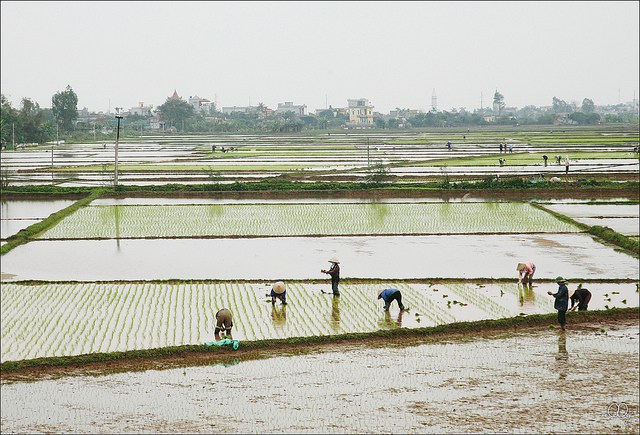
top-left (1, 127), bottom-right (638, 186)
top-left (1, 126), bottom-right (638, 433)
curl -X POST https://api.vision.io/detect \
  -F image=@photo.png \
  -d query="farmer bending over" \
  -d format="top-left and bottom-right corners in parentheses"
top-left (378, 288), bottom-right (405, 311)
top-left (214, 308), bottom-right (233, 341)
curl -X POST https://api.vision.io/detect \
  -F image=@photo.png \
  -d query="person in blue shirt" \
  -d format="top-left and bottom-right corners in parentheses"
top-left (378, 288), bottom-right (405, 311)
top-left (548, 276), bottom-right (569, 330)
top-left (270, 280), bottom-right (287, 305)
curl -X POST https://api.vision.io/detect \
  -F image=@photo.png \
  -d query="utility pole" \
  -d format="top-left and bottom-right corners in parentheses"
top-left (114, 114), bottom-right (123, 187)
top-left (53, 123), bottom-right (58, 168)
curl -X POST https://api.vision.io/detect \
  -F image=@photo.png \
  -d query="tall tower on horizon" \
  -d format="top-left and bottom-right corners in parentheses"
top-left (431, 89), bottom-right (437, 112)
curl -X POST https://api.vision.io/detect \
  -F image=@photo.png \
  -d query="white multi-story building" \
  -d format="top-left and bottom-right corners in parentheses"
top-left (188, 95), bottom-right (212, 113)
top-left (276, 101), bottom-right (307, 116)
top-left (347, 98), bottom-right (374, 126)
top-left (129, 102), bottom-right (154, 117)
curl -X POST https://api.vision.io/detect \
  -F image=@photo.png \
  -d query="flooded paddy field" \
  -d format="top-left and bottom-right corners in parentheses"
top-left (1, 130), bottom-right (637, 186)
top-left (1, 128), bottom-right (637, 432)
top-left (1, 199), bottom-right (76, 240)
top-left (36, 202), bottom-right (580, 239)
top-left (1, 280), bottom-right (637, 362)
top-left (541, 203), bottom-right (640, 236)
top-left (1, 319), bottom-right (638, 434)
top-left (1, 233), bottom-right (637, 281)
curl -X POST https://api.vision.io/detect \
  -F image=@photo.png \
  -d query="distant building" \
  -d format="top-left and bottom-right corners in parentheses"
top-left (276, 101), bottom-right (307, 116)
top-left (222, 106), bottom-right (259, 115)
top-left (169, 89), bottom-right (182, 101)
top-left (129, 102), bottom-right (154, 117)
top-left (188, 95), bottom-right (212, 113)
top-left (347, 98), bottom-right (374, 127)
top-left (389, 108), bottom-right (423, 118)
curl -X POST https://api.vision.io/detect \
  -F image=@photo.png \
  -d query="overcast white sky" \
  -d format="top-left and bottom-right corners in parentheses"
top-left (1, 1), bottom-right (638, 114)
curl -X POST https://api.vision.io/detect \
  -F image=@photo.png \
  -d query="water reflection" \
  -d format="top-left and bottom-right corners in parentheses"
top-left (517, 283), bottom-right (536, 308)
top-left (271, 304), bottom-right (286, 329)
top-left (330, 296), bottom-right (340, 332)
top-left (367, 202), bottom-right (389, 227)
top-left (555, 332), bottom-right (569, 381)
top-left (378, 310), bottom-right (403, 329)
top-left (114, 205), bottom-right (121, 250)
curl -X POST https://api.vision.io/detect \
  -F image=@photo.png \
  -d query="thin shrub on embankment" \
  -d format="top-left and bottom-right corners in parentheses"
top-left (1, 308), bottom-right (637, 376)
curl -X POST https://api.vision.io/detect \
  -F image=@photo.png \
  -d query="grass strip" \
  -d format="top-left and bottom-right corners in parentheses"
top-left (1, 307), bottom-right (637, 375)
top-left (2, 179), bottom-right (638, 195)
top-left (0, 188), bottom-right (106, 256)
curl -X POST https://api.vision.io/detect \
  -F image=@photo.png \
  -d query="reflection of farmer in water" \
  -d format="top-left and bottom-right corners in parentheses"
top-left (328, 296), bottom-right (341, 334)
top-left (271, 304), bottom-right (286, 328)
top-left (517, 283), bottom-right (536, 307)
top-left (555, 333), bottom-right (568, 380)
top-left (383, 309), bottom-right (404, 327)
top-left (321, 258), bottom-right (340, 296)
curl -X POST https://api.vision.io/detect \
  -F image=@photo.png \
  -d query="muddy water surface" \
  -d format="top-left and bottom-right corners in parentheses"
top-left (1, 322), bottom-right (637, 434)
top-left (1, 234), bottom-right (637, 281)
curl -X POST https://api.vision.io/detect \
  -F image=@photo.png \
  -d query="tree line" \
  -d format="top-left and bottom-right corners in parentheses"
top-left (1, 87), bottom-right (637, 147)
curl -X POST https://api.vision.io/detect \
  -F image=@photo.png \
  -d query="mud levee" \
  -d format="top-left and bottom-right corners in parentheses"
top-left (99, 187), bottom-right (640, 201)
top-left (2, 308), bottom-right (637, 383)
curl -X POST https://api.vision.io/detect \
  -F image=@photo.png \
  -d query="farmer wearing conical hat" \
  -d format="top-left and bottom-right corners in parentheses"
top-left (321, 257), bottom-right (341, 297)
top-left (548, 277), bottom-right (569, 330)
top-left (516, 262), bottom-right (536, 286)
top-left (270, 280), bottom-right (287, 305)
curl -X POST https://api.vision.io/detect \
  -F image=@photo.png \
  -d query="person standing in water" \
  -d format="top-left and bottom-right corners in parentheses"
top-left (548, 277), bottom-right (569, 330)
top-left (321, 257), bottom-right (341, 296)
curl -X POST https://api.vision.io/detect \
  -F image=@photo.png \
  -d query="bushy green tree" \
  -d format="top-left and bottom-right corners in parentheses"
top-left (52, 85), bottom-right (78, 132)
top-left (1, 94), bottom-right (18, 146)
top-left (157, 99), bottom-right (195, 130)
top-left (552, 96), bottom-right (572, 113)
top-left (19, 98), bottom-right (47, 143)
top-left (581, 98), bottom-right (595, 113)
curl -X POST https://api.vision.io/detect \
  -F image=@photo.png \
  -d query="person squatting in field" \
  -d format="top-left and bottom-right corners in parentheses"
top-left (548, 277), bottom-right (569, 330)
top-left (517, 262), bottom-right (536, 286)
top-left (321, 257), bottom-right (341, 296)
top-left (270, 280), bottom-right (287, 305)
top-left (378, 288), bottom-right (405, 311)
top-left (214, 308), bottom-right (233, 340)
